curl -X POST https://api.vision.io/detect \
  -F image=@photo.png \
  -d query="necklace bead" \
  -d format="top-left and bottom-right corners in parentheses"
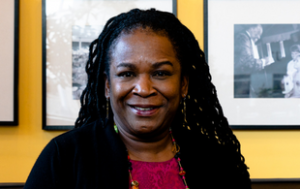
top-left (131, 180), bottom-right (139, 186)
top-left (179, 170), bottom-right (186, 176)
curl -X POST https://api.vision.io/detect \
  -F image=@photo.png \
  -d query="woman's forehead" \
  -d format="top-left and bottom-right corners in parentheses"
top-left (113, 29), bottom-right (175, 54)
top-left (111, 26), bottom-right (169, 48)
top-left (110, 29), bottom-right (180, 69)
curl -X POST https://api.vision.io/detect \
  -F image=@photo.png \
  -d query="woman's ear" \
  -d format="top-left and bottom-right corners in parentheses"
top-left (104, 73), bottom-right (110, 98)
top-left (181, 75), bottom-right (189, 97)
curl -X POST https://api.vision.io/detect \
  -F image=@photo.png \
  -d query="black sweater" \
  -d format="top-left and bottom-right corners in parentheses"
top-left (24, 119), bottom-right (251, 189)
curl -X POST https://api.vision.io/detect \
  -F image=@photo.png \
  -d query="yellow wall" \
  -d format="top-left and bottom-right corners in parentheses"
top-left (0, 0), bottom-right (299, 183)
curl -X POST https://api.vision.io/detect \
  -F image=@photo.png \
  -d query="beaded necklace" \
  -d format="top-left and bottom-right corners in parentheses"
top-left (114, 125), bottom-right (190, 189)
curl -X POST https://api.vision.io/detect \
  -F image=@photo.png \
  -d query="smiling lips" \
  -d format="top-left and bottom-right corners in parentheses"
top-left (129, 105), bottom-right (160, 116)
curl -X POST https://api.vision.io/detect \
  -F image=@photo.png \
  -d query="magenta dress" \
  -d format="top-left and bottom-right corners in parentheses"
top-left (129, 158), bottom-right (186, 189)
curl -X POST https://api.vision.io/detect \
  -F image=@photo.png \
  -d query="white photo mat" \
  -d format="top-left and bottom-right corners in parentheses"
top-left (43, 0), bottom-right (176, 129)
top-left (0, 0), bottom-right (18, 125)
top-left (206, 0), bottom-right (300, 128)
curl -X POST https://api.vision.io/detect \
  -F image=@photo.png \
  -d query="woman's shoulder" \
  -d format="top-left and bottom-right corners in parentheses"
top-left (53, 119), bottom-right (103, 142)
top-left (41, 118), bottom-right (125, 168)
top-left (48, 119), bottom-right (111, 155)
top-left (24, 119), bottom-right (128, 189)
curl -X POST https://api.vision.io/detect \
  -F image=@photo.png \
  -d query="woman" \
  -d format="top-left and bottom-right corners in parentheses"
top-left (24, 9), bottom-right (251, 189)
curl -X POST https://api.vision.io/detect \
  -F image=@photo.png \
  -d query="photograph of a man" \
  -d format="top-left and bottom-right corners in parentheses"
top-left (234, 24), bottom-right (272, 74)
top-left (233, 24), bottom-right (300, 98)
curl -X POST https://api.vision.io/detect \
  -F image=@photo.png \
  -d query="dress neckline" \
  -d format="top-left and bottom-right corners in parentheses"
top-left (129, 157), bottom-right (175, 164)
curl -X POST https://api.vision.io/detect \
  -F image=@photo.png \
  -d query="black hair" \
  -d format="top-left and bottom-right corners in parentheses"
top-left (75, 8), bottom-right (249, 180)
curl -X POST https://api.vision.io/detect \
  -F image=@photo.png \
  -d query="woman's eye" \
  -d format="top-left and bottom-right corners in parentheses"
top-left (118, 72), bottom-right (134, 78)
top-left (153, 71), bottom-right (171, 77)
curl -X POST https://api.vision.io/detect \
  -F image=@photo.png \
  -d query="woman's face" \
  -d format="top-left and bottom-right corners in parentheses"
top-left (105, 29), bottom-right (188, 136)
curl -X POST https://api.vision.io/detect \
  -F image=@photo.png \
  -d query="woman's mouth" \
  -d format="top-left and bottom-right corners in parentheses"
top-left (129, 105), bottom-right (160, 116)
top-left (134, 107), bottom-right (155, 111)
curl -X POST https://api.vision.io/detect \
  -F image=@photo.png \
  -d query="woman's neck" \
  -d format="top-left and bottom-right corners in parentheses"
top-left (118, 127), bottom-right (175, 162)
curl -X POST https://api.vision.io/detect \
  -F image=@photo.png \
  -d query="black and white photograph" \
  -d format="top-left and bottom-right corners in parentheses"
top-left (234, 24), bottom-right (300, 99)
top-left (72, 25), bottom-right (103, 100)
top-left (205, 0), bottom-right (300, 128)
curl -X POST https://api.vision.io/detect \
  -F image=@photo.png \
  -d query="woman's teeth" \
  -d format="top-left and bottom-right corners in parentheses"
top-left (135, 107), bottom-right (154, 111)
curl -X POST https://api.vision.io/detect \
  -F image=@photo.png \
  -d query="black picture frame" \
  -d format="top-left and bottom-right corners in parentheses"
top-left (0, 0), bottom-right (19, 126)
top-left (42, 0), bottom-right (177, 130)
top-left (204, 0), bottom-right (300, 129)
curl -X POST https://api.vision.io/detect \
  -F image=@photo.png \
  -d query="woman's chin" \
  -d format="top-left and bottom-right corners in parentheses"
top-left (130, 125), bottom-right (167, 138)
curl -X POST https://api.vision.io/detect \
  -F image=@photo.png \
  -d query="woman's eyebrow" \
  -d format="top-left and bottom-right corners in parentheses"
top-left (116, 63), bottom-right (136, 69)
top-left (152, 61), bottom-right (173, 69)
top-left (116, 61), bottom-right (173, 69)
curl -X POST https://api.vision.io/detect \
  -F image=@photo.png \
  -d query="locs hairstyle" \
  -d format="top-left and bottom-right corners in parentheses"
top-left (75, 8), bottom-right (249, 177)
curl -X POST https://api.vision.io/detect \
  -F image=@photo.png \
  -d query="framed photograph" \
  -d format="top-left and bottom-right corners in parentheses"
top-left (204, 0), bottom-right (300, 129)
top-left (42, 0), bottom-right (177, 130)
top-left (0, 0), bottom-right (19, 126)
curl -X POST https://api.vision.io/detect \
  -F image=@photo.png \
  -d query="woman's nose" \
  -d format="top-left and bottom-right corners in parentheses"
top-left (132, 75), bottom-right (156, 97)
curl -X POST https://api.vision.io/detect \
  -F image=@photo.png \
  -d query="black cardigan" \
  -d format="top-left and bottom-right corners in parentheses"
top-left (24, 119), bottom-right (251, 189)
